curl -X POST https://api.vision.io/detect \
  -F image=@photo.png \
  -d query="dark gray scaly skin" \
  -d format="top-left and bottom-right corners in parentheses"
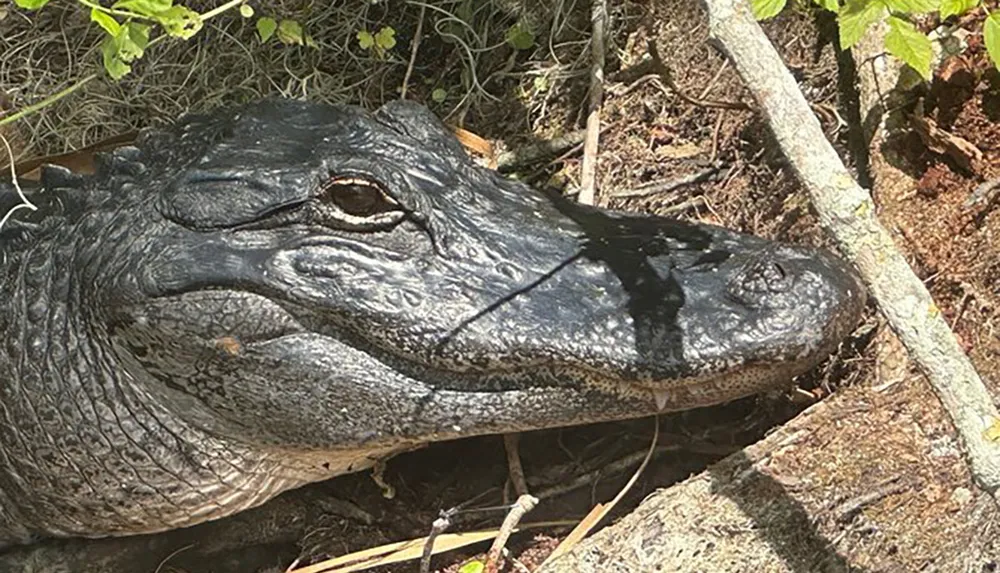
top-left (0, 98), bottom-right (865, 546)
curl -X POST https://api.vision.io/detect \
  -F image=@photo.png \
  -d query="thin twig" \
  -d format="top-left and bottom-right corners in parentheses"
top-left (0, 74), bottom-right (98, 130)
top-left (951, 291), bottom-right (972, 330)
top-left (199, 0), bottom-right (245, 21)
top-left (503, 434), bottom-right (530, 497)
top-left (533, 444), bottom-right (677, 502)
top-left (484, 494), bottom-right (538, 573)
top-left (370, 460), bottom-right (395, 499)
top-left (659, 196), bottom-right (706, 217)
top-left (0, 134), bottom-right (37, 233)
top-left (646, 39), bottom-right (750, 111)
top-left (418, 515), bottom-right (451, 573)
top-left (833, 476), bottom-right (911, 523)
top-left (698, 58), bottom-right (730, 101)
top-left (153, 543), bottom-right (195, 573)
top-left (710, 110), bottom-right (725, 162)
top-left (495, 129), bottom-right (586, 171)
top-left (400, 4), bottom-right (426, 99)
top-left (524, 124), bottom-right (618, 185)
top-left (610, 163), bottom-right (724, 198)
top-left (577, 0), bottom-right (607, 206)
top-left (540, 416), bottom-right (661, 566)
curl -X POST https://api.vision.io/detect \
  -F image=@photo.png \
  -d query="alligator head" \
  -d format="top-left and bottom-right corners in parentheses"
top-left (0, 98), bottom-right (864, 541)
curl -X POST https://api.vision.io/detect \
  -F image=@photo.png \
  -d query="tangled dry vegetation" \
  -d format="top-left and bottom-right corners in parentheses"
top-left (0, 0), bottom-right (623, 162)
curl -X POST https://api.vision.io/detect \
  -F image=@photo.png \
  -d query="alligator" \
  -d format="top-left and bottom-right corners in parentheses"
top-left (0, 98), bottom-right (865, 552)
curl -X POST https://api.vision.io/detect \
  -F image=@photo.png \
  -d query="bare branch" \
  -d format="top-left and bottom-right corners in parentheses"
top-left (577, 0), bottom-right (607, 206)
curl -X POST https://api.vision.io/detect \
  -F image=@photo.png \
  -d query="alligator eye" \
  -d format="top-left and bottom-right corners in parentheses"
top-left (320, 175), bottom-right (400, 218)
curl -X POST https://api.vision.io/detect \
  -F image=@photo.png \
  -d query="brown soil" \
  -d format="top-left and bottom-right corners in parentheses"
top-left (878, 29), bottom-right (1000, 390)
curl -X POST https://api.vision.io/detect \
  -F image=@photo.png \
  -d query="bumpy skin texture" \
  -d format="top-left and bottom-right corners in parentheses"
top-left (0, 98), bottom-right (865, 545)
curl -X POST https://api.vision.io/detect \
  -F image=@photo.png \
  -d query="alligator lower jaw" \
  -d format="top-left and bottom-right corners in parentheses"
top-left (637, 356), bottom-right (831, 413)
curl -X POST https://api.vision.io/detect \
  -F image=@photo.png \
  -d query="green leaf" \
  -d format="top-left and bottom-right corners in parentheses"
top-left (112, 0), bottom-right (172, 16)
top-left (123, 22), bottom-right (150, 58)
top-left (90, 8), bottom-right (121, 36)
top-left (14, 0), bottom-right (50, 9)
top-left (940, 0), bottom-right (978, 18)
top-left (839, 0), bottom-right (887, 49)
top-left (257, 17), bottom-right (277, 43)
top-left (814, 0), bottom-right (840, 13)
top-left (102, 36), bottom-right (131, 79)
top-left (431, 88), bottom-right (448, 103)
top-left (374, 26), bottom-right (396, 50)
top-left (239, 4), bottom-right (253, 18)
top-left (357, 29), bottom-right (375, 49)
top-left (885, 15), bottom-right (933, 79)
top-left (752, 0), bottom-right (787, 20)
top-left (277, 19), bottom-right (303, 45)
top-left (155, 5), bottom-right (202, 39)
top-left (505, 22), bottom-right (535, 49)
top-left (984, 12), bottom-right (1000, 73)
top-left (884, 0), bottom-right (938, 13)
top-left (458, 561), bottom-right (485, 573)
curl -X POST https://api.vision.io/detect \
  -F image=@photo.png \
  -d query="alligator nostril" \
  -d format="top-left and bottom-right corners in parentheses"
top-left (729, 258), bottom-right (794, 305)
top-left (749, 261), bottom-right (790, 292)
top-left (768, 262), bottom-right (786, 282)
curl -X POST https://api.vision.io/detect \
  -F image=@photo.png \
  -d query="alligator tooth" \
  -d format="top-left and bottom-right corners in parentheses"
top-left (651, 390), bottom-right (669, 412)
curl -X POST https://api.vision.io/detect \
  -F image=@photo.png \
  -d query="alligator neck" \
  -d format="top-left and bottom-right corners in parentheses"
top-left (0, 218), bottom-right (347, 541)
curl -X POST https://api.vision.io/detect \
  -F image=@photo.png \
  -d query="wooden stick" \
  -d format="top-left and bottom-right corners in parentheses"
top-left (484, 495), bottom-right (538, 573)
top-left (577, 0), bottom-right (607, 206)
top-left (400, 4), bottom-right (426, 100)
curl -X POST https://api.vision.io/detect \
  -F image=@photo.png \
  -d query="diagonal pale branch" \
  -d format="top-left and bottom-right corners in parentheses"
top-left (702, 0), bottom-right (1000, 494)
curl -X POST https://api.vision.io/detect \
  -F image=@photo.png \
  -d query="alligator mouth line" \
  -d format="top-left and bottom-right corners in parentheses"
top-left (634, 333), bottom-right (849, 413)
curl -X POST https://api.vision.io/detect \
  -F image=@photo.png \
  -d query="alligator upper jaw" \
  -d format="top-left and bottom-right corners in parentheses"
top-left (251, 206), bottom-right (867, 416)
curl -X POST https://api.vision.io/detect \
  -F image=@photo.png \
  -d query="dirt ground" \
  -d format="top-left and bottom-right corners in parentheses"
top-left (1, 0), bottom-right (997, 571)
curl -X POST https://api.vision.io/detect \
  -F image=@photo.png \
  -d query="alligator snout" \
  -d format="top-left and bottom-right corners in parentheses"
top-left (425, 205), bottom-right (867, 414)
top-left (627, 241), bottom-right (866, 412)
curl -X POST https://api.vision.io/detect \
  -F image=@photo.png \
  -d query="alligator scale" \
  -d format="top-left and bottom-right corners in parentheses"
top-left (0, 99), bottom-right (865, 545)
